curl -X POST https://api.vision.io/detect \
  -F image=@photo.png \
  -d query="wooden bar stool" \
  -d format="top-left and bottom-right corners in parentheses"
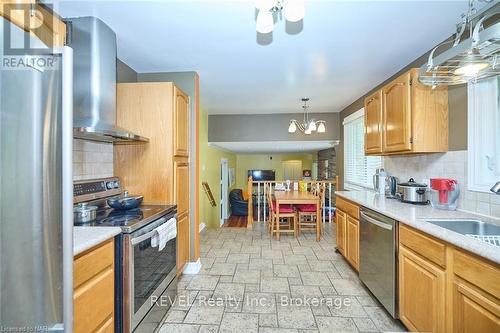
top-left (295, 187), bottom-right (324, 237)
top-left (266, 185), bottom-right (297, 239)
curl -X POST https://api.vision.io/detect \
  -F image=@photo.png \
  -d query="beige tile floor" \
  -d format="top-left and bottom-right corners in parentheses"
top-left (156, 222), bottom-right (406, 333)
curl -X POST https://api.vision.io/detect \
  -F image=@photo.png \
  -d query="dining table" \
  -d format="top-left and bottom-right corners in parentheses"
top-left (274, 190), bottom-right (321, 241)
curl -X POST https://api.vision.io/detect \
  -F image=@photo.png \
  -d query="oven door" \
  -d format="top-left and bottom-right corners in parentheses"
top-left (128, 216), bottom-right (177, 330)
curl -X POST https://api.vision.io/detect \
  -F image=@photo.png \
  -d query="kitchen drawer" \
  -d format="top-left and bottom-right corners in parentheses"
top-left (399, 225), bottom-right (446, 268)
top-left (453, 248), bottom-right (500, 297)
top-left (336, 197), bottom-right (359, 219)
top-left (74, 268), bottom-right (114, 333)
top-left (74, 239), bottom-right (114, 288)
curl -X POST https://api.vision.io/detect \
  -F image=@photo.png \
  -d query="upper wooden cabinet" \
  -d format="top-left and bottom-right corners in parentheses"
top-left (174, 86), bottom-right (190, 157)
top-left (365, 69), bottom-right (448, 155)
top-left (364, 90), bottom-right (383, 154)
top-left (115, 82), bottom-right (190, 204)
top-left (382, 72), bottom-right (412, 153)
top-left (0, 0), bottom-right (66, 46)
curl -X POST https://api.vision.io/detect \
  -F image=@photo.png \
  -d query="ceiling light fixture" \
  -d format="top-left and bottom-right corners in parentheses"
top-left (255, 0), bottom-right (305, 34)
top-left (288, 98), bottom-right (326, 135)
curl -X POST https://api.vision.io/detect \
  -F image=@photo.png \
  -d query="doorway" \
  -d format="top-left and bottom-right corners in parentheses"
top-left (282, 160), bottom-right (303, 180)
top-left (220, 158), bottom-right (230, 226)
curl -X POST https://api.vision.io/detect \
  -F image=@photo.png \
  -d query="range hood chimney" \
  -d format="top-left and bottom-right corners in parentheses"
top-left (67, 16), bottom-right (148, 143)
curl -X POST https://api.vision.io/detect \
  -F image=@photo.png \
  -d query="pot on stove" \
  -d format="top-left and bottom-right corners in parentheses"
top-left (73, 202), bottom-right (98, 223)
top-left (107, 191), bottom-right (144, 210)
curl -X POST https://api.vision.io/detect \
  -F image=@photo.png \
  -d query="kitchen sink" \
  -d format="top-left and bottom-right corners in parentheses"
top-left (425, 219), bottom-right (500, 247)
top-left (425, 219), bottom-right (500, 236)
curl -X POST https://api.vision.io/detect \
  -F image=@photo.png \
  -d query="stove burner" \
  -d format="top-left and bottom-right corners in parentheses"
top-left (100, 208), bottom-right (144, 226)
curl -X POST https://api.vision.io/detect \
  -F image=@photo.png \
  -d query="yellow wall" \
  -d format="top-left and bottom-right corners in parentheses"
top-left (199, 109), bottom-right (236, 229)
top-left (235, 154), bottom-right (314, 188)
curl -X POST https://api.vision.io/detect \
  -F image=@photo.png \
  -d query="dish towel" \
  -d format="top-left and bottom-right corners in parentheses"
top-left (151, 217), bottom-right (177, 251)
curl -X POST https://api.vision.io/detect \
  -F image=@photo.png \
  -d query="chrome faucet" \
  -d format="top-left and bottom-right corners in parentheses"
top-left (491, 181), bottom-right (500, 194)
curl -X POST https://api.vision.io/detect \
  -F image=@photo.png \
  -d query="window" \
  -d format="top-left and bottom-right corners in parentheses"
top-left (344, 108), bottom-right (382, 189)
top-left (468, 76), bottom-right (500, 192)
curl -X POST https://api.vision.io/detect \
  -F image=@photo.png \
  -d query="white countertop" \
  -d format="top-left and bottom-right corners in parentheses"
top-left (336, 190), bottom-right (500, 264)
top-left (74, 226), bottom-right (122, 256)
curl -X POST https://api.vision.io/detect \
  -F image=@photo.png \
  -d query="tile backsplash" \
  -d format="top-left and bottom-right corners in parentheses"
top-left (73, 139), bottom-right (114, 181)
top-left (384, 150), bottom-right (500, 219)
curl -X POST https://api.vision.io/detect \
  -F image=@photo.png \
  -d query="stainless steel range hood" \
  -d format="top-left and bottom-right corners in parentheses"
top-left (67, 16), bottom-right (148, 143)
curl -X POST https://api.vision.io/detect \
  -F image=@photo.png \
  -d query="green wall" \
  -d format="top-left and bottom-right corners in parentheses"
top-left (199, 109), bottom-right (236, 229)
top-left (235, 154), bottom-right (314, 188)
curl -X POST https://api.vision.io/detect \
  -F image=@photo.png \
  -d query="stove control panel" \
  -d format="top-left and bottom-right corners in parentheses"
top-left (74, 177), bottom-right (122, 203)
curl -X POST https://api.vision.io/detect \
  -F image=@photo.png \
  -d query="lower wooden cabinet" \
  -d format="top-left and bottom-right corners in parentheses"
top-left (452, 249), bottom-right (500, 333)
top-left (74, 239), bottom-right (115, 333)
top-left (335, 209), bottom-right (346, 256)
top-left (335, 197), bottom-right (360, 272)
top-left (399, 225), bottom-right (500, 333)
top-left (452, 279), bottom-right (500, 333)
top-left (399, 245), bottom-right (446, 333)
top-left (346, 216), bottom-right (359, 271)
top-left (177, 213), bottom-right (190, 274)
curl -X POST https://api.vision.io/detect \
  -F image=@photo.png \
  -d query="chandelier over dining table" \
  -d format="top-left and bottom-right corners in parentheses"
top-left (288, 98), bottom-right (326, 135)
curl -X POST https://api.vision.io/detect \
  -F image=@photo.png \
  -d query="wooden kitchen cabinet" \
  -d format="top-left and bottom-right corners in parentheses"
top-left (382, 72), bottom-right (412, 153)
top-left (74, 239), bottom-right (115, 333)
top-left (364, 90), bottom-right (383, 154)
top-left (115, 82), bottom-right (191, 274)
top-left (346, 216), bottom-right (359, 270)
top-left (335, 197), bottom-right (360, 271)
top-left (177, 213), bottom-right (190, 274)
top-left (452, 249), bottom-right (500, 333)
top-left (0, 0), bottom-right (67, 47)
top-left (398, 224), bottom-right (500, 333)
top-left (174, 86), bottom-right (190, 157)
top-left (335, 209), bottom-right (347, 256)
top-left (174, 160), bottom-right (190, 217)
top-left (399, 245), bottom-right (446, 333)
top-left (364, 68), bottom-right (448, 155)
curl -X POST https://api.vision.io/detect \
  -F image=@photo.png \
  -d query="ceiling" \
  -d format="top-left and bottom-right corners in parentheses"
top-left (55, 1), bottom-right (469, 115)
top-left (209, 140), bottom-right (338, 153)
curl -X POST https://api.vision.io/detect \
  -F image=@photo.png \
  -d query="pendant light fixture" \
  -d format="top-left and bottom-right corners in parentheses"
top-left (288, 98), bottom-right (326, 135)
top-left (256, 0), bottom-right (305, 34)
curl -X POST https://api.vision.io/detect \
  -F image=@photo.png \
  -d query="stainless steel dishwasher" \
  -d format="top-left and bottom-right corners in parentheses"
top-left (359, 207), bottom-right (398, 318)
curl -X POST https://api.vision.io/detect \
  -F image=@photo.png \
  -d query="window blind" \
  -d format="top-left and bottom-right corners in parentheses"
top-left (344, 109), bottom-right (382, 189)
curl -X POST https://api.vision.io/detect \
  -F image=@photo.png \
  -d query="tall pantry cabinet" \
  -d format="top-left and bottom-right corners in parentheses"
top-left (114, 82), bottom-right (190, 274)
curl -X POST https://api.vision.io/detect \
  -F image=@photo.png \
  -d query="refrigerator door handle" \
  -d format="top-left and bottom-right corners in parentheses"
top-left (61, 45), bottom-right (74, 333)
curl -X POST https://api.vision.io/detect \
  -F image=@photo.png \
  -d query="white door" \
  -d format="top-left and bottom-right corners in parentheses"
top-left (282, 160), bottom-right (303, 180)
top-left (220, 158), bottom-right (229, 226)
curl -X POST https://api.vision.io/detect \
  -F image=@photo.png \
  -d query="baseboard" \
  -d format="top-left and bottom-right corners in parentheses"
top-left (199, 223), bottom-right (206, 232)
top-left (183, 258), bottom-right (202, 275)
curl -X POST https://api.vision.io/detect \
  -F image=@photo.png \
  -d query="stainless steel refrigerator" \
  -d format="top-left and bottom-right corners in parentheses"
top-left (0, 17), bottom-right (74, 331)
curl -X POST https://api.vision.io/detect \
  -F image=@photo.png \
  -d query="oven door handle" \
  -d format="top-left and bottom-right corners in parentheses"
top-left (130, 217), bottom-right (167, 245)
